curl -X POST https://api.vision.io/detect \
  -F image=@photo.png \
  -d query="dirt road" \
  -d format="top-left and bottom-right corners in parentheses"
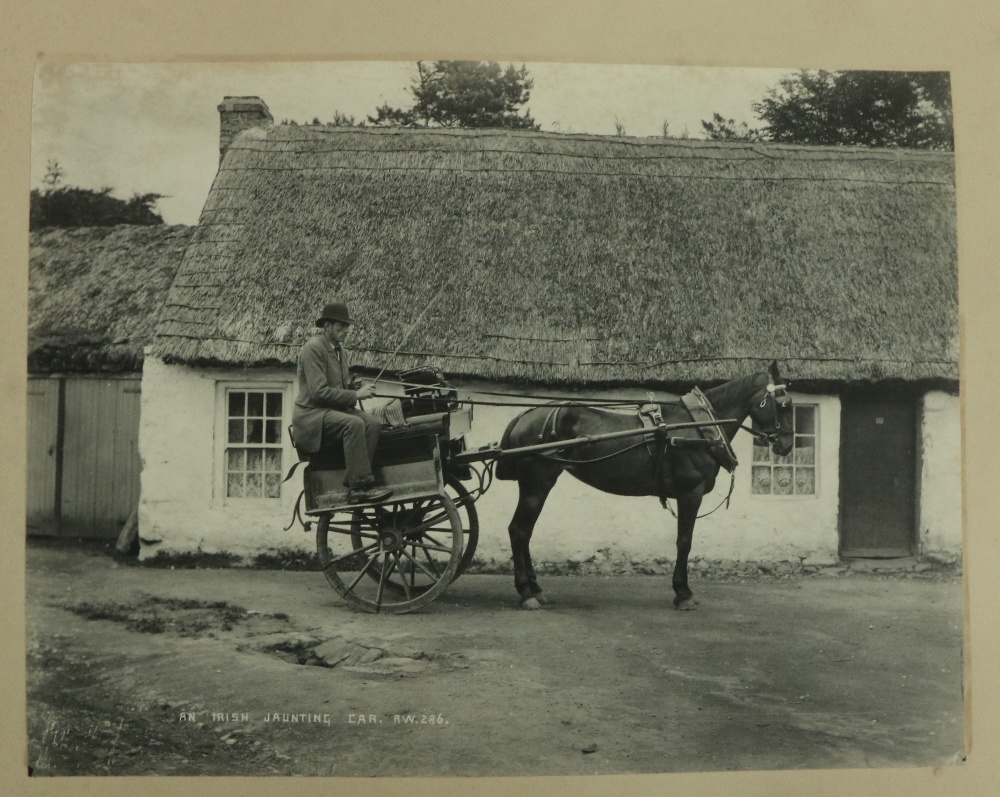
top-left (26, 541), bottom-right (965, 777)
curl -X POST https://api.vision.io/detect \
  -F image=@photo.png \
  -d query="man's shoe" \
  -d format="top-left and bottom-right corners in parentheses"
top-left (346, 486), bottom-right (392, 504)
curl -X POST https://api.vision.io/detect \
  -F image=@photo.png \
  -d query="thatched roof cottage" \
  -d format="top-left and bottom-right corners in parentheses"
top-left (138, 96), bottom-right (960, 569)
top-left (28, 224), bottom-right (193, 537)
top-left (30, 224), bottom-right (194, 373)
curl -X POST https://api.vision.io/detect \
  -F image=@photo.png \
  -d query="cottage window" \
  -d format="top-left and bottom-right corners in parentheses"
top-left (224, 389), bottom-right (284, 499)
top-left (751, 404), bottom-right (817, 496)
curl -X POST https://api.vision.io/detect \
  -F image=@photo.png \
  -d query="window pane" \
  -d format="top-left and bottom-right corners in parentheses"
top-left (246, 472), bottom-right (263, 497)
top-left (752, 466), bottom-right (772, 494)
top-left (795, 468), bottom-right (816, 495)
top-left (247, 392), bottom-right (264, 417)
top-left (265, 473), bottom-right (281, 498)
top-left (226, 448), bottom-right (245, 471)
top-left (265, 419), bottom-right (282, 444)
top-left (247, 419), bottom-right (263, 444)
top-left (752, 443), bottom-right (771, 463)
top-left (774, 450), bottom-right (793, 466)
top-left (266, 393), bottom-right (283, 417)
top-left (228, 391), bottom-right (246, 418)
top-left (264, 449), bottom-right (282, 472)
top-left (773, 466), bottom-right (794, 495)
top-left (795, 406), bottom-right (815, 435)
top-left (794, 440), bottom-right (815, 465)
top-left (247, 448), bottom-right (263, 472)
top-left (228, 420), bottom-right (245, 444)
top-left (227, 472), bottom-right (244, 498)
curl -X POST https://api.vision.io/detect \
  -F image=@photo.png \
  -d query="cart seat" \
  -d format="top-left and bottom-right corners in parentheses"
top-left (290, 412), bottom-right (452, 472)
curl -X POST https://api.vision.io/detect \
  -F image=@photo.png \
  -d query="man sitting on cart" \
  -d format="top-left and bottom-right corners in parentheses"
top-left (292, 301), bottom-right (391, 504)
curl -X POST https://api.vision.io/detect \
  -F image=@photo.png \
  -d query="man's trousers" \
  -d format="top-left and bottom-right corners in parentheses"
top-left (320, 407), bottom-right (382, 488)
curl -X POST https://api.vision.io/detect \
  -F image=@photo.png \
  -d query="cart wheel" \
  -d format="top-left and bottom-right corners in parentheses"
top-left (316, 494), bottom-right (463, 614)
top-left (445, 476), bottom-right (479, 580)
top-left (351, 475), bottom-right (479, 595)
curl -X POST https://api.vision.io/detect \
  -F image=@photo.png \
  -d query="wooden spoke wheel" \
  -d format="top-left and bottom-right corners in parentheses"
top-left (349, 475), bottom-right (479, 596)
top-left (316, 493), bottom-right (463, 614)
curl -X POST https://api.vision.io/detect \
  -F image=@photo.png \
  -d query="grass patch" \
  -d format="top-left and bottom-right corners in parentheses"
top-left (64, 596), bottom-right (263, 636)
top-left (251, 550), bottom-right (319, 571)
top-left (139, 551), bottom-right (242, 569)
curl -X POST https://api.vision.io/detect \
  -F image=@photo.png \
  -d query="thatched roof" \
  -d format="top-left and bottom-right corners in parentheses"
top-left (29, 224), bottom-right (194, 372)
top-left (151, 125), bottom-right (958, 388)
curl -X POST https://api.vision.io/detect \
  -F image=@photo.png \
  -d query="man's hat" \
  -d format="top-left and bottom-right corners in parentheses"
top-left (316, 301), bottom-right (354, 326)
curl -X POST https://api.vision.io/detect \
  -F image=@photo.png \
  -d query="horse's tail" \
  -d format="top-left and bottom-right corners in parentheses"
top-left (494, 408), bottom-right (535, 481)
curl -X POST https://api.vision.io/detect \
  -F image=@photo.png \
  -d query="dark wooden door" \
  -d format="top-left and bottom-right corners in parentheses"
top-left (839, 397), bottom-right (918, 558)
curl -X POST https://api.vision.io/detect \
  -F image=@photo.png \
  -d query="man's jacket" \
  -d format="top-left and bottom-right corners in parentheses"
top-left (291, 335), bottom-right (360, 453)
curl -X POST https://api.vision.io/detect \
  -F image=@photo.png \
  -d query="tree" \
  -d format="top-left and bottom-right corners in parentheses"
top-left (30, 160), bottom-right (165, 230)
top-left (279, 112), bottom-right (362, 126)
top-left (41, 158), bottom-right (65, 191)
top-left (751, 70), bottom-right (953, 150)
top-left (329, 110), bottom-right (362, 127)
top-left (701, 113), bottom-right (763, 142)
top-left (367, 61), bottom-right (539, 129)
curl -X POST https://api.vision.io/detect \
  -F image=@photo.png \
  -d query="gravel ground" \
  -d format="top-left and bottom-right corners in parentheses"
top-left (26, 540), bottom-right (965, 778)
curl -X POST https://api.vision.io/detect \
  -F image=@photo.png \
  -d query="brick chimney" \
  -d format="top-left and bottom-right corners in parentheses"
top-left (217, 96), bottom-right (273, 164)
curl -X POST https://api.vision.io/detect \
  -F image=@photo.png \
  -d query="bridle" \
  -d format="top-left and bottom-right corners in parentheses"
top-left (740, 383), bottom-right (792, 447)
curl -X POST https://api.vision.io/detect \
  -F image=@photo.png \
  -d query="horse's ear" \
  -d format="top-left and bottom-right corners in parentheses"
top-left (769, 360), bottom-right (780, 382)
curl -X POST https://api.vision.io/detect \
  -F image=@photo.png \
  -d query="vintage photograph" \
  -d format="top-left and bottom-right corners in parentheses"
top-left (25, 60), bottom-right (962, 776)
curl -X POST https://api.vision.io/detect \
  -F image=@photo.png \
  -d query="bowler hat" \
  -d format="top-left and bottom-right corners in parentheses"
top-left (315, 301), bottom-right (354, 326)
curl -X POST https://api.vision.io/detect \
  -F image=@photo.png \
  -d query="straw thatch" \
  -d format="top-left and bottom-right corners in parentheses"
top-left (29, 224), bottom-right (194, 372)
top-left (151, 125), bottom-right (957, 388)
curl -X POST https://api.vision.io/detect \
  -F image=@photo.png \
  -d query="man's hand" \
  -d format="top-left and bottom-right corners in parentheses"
top-left (355, 384), bottom-right (376, 401)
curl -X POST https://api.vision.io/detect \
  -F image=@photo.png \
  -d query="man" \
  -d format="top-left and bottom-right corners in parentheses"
top-left (292, 301), bottom-right (391, 504)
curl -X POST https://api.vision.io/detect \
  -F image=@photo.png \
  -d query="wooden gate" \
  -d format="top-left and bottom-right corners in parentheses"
top-left (839, 397), bottom-right (919, 558)
top-left (26, 378), bottom-right (60, 536)
top-left (26, 375), bottom-right (142, 539)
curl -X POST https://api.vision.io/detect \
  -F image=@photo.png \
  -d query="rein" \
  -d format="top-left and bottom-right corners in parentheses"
top-left (373, 380), bottom-right (685, 409)
top-left (662, 469), bottom-right (737, 521)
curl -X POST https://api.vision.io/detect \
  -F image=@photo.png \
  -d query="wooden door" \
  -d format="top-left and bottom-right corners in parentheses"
top-left (839, 397), bottom-right (918, 558)
top-left (60, 377), bottom-right (142, 538)
top-left (26, 378), bottom-right (60, 536)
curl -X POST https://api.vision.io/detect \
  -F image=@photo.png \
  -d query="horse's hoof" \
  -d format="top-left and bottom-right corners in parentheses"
top-left (533, 593), bottom-right (551, 606)
top-left (521, 597), bottom-right (543, 610)
top-left (673, 599), bottom-right (697, 611)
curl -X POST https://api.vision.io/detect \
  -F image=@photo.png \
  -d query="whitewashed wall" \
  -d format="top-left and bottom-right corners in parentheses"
top-left (138, 356), bottom-right (307, 560)
top-left (919, 391), bottom-right (963, 562)
top-left (139, 363), bottom-right (961, 567)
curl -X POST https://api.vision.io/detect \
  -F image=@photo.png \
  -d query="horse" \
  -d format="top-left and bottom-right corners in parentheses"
top-left (495, 361), bottom-right (794, 611)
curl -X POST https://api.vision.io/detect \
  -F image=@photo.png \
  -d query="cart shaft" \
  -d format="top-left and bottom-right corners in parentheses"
top-left (453, 419), bottom-right (736, 464)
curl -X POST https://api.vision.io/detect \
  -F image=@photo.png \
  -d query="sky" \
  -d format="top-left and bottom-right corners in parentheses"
top-left (31, 61), bottom-right (793, 226)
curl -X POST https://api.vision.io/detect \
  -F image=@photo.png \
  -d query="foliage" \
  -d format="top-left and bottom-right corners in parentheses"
top-left (701, 113), bottom-right (763, 142)
top-left (751, 70), bottom-right (953, 150)
top-left (367, 61), bottom-right (539, 129)
top-left (30, 161), bottom-right (164, 230)
top-left (31, 187), bottom-right (165, 230)
top-left (330, 110), bottom-right (361, 127)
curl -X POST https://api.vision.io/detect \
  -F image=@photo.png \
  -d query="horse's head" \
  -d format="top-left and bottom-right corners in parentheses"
top-left (748, 360), bottom-right (794, 457)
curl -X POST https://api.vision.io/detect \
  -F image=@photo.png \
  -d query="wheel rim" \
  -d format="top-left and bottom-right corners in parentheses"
top-left (445, 476), bottom-right (479, 580)
top-left (316, 494), bottom-right (463, 614)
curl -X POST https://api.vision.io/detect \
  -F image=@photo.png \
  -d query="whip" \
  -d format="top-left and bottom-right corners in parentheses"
top-left (371, 269), bottom-right (464, 388)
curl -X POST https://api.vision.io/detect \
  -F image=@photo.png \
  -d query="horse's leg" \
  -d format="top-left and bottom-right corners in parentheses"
top-left (672, 486), bottom-right (705, 611)
top-left (508, 459), bottom-right (560, 610)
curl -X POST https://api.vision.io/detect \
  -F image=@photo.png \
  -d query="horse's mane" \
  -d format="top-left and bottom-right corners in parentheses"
top-left (702, 372), bottom-right (767, 412)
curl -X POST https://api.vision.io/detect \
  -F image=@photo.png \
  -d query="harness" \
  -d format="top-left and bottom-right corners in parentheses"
top-left (637, 390), bottom-right (738, 516)
top-left (679, 387), bottom-right (739, 472)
